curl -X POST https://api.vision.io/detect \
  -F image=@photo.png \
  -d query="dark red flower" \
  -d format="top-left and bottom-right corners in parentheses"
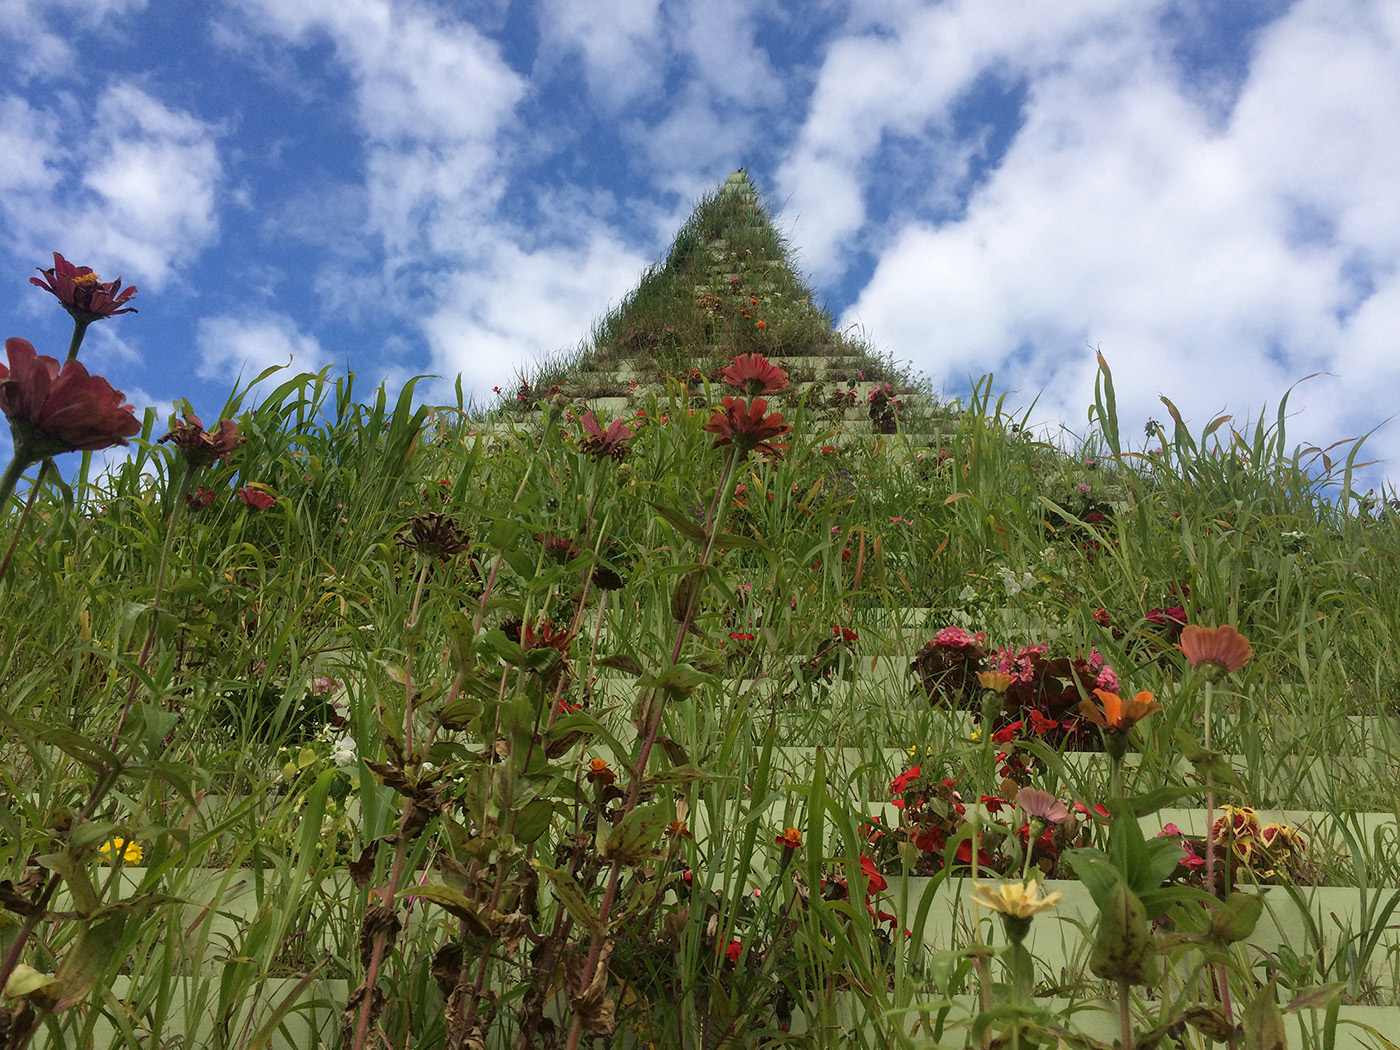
top-left (236, 486), bottom-right (276, 510)
top-left (833, 625), bottom-right (858, 643)
top-left (578, 410), bottom-right (635, 461)
top-left (30, 253), bottom-right (138, 322)
top-left (185, 486), bottom-right (216, 511)
top-left (158, 413), bottom-right (243, 468)
top-left (702, 396), bottom-right (791, 459)
top-left (0, 337), bottom-right (140, 458)
top-left (725, 939), bottom-right (743, 963)
top-left (522, 619), bottom-right (574, 653)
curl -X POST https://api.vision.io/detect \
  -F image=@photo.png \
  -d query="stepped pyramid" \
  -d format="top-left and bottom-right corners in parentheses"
top-left (492, 171), bottom-right (940, 445)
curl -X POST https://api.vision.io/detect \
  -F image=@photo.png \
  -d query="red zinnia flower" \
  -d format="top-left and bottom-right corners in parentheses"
top-left (30, 253), bottom-right (138, 323)
top-left (1178, 624), bottom-right (1253, 682)
top-left (578, 410), bottom-right (635, 461)
top-left (236, 486), bottom-right (276, 510)
top-left (719, 353), bottom-right (788, 396)
top-left (0, 337), bottom-right (140, 460)
top-left (702, 396), bottom-right (791, 459)
top-left (775, 826), bottom-right (803, 850)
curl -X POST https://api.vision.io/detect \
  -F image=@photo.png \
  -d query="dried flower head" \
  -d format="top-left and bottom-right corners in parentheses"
top-left (31, 252), bottom-right (138, 323)
top-left (1179, 624), bottom-right (1253, 682)
top-left (158, 413), bottom-right (243, 468)
top-left (400, 513), bottom-right (470, 559)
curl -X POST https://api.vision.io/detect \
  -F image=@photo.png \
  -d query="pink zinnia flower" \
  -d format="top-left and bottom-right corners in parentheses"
top-left (236, 486), bottom-right (276, 510)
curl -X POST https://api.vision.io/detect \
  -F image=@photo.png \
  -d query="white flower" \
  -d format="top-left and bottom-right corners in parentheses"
top-left (958, 585), bottom-right (978, 602)
top-left (331, 736), bottom-right (358, 768)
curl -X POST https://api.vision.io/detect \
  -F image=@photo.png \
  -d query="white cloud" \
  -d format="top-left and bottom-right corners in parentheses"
top-left (0, 0), bottom-right (147, 79)
top-left (535, 0), bottom-right (665, 110)
top-left (0, 96), bottom-right (61, 194)
top-left (196, 311), bottom-right (330, 382)
top-left (78, 85), bottom-right (223, 285)
top-left (0, 83), bottom-right (221, 291)
top-left (421, 232), bottom-right (647, 394)
top-left (780, 0), bottom-right (1400, 479)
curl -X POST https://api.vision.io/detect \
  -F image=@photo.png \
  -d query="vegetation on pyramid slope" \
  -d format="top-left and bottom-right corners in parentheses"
top-left (498, 171), bottom-right (925, 413)
top-left (2, 205), bottom-right (1399, 1049)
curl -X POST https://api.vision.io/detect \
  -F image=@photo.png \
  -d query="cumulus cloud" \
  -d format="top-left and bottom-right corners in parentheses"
top-left (0, 83), bottom-right (221, 291)
top-left (421, 231), bottom-right (647, 395)
top-left (772, 0), bottom-right (1400, 476)
top-left (0, 0), bottom-right (148, 79)
top-left (197, 311), bottom-right (329, 382)
top-left (535, 0), bottom-right (665, 110)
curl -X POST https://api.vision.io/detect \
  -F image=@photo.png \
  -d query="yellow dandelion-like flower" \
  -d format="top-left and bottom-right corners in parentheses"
top-left (98, 838), bottom-right (143, 865)
top-left (970, 880), bottom-right (1063, 919)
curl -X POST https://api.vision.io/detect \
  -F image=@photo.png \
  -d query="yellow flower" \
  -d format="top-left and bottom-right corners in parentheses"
top-left (98, 838), bottom-right (143, 865)
top-left (970, 880), bottom-right (1063, 918)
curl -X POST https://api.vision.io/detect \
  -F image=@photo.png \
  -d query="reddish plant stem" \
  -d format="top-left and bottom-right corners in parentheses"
top-left (563, 447), bottom-right (740, 1050)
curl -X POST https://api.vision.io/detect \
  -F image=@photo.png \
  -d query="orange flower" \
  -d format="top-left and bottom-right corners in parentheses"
top-left (1179, 624), bottom-right (1253, 682)
top-left (1078, 688), bottom-right (1162, 732)
top-left (755, 320), bottom-right (765, 330)
top-left (585, 757), bottom-right (616, 785)
top-left (774, 826), bottom-right (802, 850)
top-left (977, 671), bottom-right (1014, 694)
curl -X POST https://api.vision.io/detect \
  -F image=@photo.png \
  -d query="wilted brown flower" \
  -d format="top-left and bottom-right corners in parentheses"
top-left (158, 413), bottom-right (243, 468)
top-left (0, 337), bottom-right (140, 460)
top-left (400, 513), bottom-right (470, 559)
top-left (30, 253), bottom-right (138, 323)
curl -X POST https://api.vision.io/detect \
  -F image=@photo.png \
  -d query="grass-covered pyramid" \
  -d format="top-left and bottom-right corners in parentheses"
top-left (2, 175), bottom-right (1399, 1050)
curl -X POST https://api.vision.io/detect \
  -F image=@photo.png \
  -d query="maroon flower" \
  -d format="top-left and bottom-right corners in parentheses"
top-left (185, 486), bottom-right (217, 511)
top-left (720, 353), bottom-right (788, 396)
top-left (158, 413), bottom-right (243, 468)
top-left (578, 410), bottom-right (634, 461)
top-left (702, 396), bottom-right (791, 459)
top-left (30, 253), bottom-right (138, 323)
top-left (236, 486), bottom-right (276, 510)
top-left (0, 337), bottom-right (140, 459)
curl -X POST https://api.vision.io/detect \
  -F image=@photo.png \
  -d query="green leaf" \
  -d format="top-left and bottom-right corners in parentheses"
top-left (636, 662), bottom-right (712, 697)
top-left (712, 530), bottom-right (764, 550)
top-left (400, 883), bottom-right (490, 937)
top-left (649, 501), bottom-right (707, 544)
top-left (1211, 892), bottom-right (1264, 945)
top-left (512, 799), bottom-right (554, 844)
top-left (537, 864), bottom-right (604, 935)
top-left (1243, 977), bottom-right (1287, 1050)
top-left (53, 913), bottom-right (128, 1012)
top-left (598, 802), bottom-right (669, 864)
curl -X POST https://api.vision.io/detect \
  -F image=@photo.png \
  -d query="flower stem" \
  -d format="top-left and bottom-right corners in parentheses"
top-left (66, 318), bottom-right (91, 362)
top-left (0, 457), bottom-right (46, 585)
top-left (564, 446), bottom-right (742, 1050)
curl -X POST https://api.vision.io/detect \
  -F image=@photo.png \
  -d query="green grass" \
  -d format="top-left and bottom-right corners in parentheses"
top-left (3, 176), bottom-right (1400, 1049)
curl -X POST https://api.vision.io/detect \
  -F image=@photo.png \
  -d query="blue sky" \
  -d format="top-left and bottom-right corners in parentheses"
top-left (3, 0), bottom-right (1399, 493)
